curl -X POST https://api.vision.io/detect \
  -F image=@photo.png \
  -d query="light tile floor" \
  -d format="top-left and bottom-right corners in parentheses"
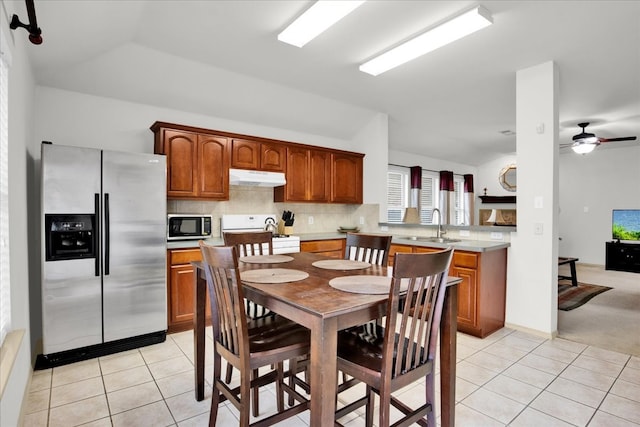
top-left (23, 327), bottom-right (640, 426)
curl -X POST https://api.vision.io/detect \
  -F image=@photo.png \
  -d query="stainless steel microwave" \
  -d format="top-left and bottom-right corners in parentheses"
top-left (167, 214), bottom-right (213, 240)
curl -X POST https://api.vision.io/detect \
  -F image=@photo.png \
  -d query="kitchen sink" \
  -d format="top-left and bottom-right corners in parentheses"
top-left (407, 236), bottom-right (461, 243)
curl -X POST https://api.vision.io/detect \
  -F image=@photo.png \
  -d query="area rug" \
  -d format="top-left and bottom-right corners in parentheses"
top-left (558, 281), bottom-right (613, 311)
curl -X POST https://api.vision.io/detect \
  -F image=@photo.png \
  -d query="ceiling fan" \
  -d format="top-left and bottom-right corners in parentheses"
top-left (562, 122), bottom-right (637, 154)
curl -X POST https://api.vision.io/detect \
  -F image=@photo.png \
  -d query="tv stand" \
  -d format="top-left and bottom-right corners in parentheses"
top-left (606, 241), bottom-right (640, 273)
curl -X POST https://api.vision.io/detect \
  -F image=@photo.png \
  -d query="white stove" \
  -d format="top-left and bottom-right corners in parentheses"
top-left (220, 214), bottom-right (300, 254)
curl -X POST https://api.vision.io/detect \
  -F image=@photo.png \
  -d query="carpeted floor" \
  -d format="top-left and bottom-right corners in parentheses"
top-left (557, 263), bottom-right (640, 356)
top-left (558, 281), bottom-right (612, 311)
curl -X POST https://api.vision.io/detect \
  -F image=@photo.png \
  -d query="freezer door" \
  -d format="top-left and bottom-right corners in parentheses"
top-left (102, 150), bottom-right (167, 342)
top-left (41, 144), bottom-right (102, 354)
top-left (41, 144), bottom-right (101, 213)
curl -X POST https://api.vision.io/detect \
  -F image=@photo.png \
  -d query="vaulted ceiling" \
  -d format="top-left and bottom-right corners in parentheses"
top-left (11, 0), bottom-right (640, 165)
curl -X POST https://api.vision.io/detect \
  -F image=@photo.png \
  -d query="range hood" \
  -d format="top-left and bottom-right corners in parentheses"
top-left (229, 168), bottom-right (286, 187)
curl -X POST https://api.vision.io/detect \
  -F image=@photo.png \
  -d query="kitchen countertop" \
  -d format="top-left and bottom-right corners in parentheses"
top-left (166, 233), bottom-right (510, 253)
top-left (298, 233), bottom-right (509, 253)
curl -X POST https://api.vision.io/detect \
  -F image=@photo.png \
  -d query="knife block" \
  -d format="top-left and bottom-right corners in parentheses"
top-left (277, 220), bottom-right (285, 235)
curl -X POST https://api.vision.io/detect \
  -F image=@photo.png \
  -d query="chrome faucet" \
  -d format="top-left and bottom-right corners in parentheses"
top-left (432, 208), bottom-right (445, 238)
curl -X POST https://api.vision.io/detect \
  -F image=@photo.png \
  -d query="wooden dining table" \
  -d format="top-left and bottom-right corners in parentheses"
top-left (192, 251), bottom-right (460, 427)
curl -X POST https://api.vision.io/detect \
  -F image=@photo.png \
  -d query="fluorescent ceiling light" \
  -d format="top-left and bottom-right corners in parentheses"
top-left (360, 5), bottom-right (493, 76)
top-left (278, 0), bottom-right (366, 48)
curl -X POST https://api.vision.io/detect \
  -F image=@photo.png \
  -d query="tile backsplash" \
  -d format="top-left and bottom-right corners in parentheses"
top-left (167, 186), bottom-right (380, 237)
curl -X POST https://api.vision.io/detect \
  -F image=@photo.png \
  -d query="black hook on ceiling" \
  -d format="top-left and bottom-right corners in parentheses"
top-left (9, 0), bottom-right (43, 45)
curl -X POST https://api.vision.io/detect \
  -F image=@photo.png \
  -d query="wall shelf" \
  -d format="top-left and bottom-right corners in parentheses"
top-left (479, 195), bottom-right (516, 204)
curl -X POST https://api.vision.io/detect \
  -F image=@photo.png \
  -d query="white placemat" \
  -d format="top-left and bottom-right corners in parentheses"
top-left (328, 275), bottom-right (408, 294)
top-left (312, 259), bottom-right (371, 270)
top-left (239, 254), bottom-right (294, 264)
top-left (240, 268), bottom-right (309, 284)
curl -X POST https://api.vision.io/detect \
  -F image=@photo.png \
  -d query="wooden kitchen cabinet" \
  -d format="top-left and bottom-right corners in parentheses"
top-left (167, 248), bottom-right (210, 333)
top-left (275, 147), bottom-right (330, 202)
top-left (230, 138), bottom-right (286, 172)
top-left (301, 239), bottom-right (345, 258)
top-left (151, 122), bottom-right (230, 200)
top-left (388, 243), bottom-right (506, 338)
top-left (330, 152), bottom-right (363, 204)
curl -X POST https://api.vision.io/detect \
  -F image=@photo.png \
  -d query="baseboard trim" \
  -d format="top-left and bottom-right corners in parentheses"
top-left (504, 322), bottom-right (556, 340)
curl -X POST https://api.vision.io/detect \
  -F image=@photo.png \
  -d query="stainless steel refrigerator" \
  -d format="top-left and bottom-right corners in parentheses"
top-left (40, 143), bottom-right (167, 361)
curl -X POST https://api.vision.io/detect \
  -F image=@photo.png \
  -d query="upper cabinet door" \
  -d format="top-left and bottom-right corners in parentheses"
top-left (308, 149), bottom-right (330, 202)
top-left (231, 139), bottom-right (286, 172)
top-left (198, 135), bottom-right (229, 200)
top-left (230, 139), bottom-right (259, 170)
top-left (162, 130), bottom-right (198, 198)
top-left (284, 147), bottom-right (309, 201)
top-left (153, 123), bottom-right (229, 200)
top-left (331, 153), bottom-right (363, 204)
top-left (260, 142), bottom-right (286, 172)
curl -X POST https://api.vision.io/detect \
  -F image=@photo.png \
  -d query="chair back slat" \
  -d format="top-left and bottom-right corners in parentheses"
top-left (384, 248), bottom-right (453, 379)
top-left (199, 242), bottom-right (249, 361)
top-left (344, 233), bottom-right (392, 266)
top-left (223, 231), bottom-right (273, 257)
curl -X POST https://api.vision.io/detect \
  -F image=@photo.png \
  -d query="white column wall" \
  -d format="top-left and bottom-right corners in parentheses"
top-left (506, 61), bottom-right (559, 336)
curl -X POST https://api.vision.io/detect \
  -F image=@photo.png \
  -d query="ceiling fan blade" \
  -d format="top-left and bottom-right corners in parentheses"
top-left (599, 136), bottom-right (637, 143)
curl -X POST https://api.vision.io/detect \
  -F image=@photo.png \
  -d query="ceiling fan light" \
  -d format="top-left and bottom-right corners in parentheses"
top-left (572, 142), bottom-right (597, 154)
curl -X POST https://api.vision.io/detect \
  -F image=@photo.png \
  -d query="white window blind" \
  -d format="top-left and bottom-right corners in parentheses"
top-left (387, 169), bottom-right (406, 223)
top-left (420, 172), bottom-right (437, 224)
top-left (0, 50), bottom-right (11, 346)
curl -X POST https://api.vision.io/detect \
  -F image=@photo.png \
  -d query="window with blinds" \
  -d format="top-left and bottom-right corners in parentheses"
top-left (387, 166), bottom-right (468, 225)
top-left (0, 49), bottom-right (11, 346)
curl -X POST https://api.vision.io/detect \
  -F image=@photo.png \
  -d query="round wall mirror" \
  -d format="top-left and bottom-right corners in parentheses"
top-left (499, 164), bottom-right (517, 192)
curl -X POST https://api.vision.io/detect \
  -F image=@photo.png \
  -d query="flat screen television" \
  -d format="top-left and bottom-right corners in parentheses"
top-left (612, 209), bottom-right (640, 241)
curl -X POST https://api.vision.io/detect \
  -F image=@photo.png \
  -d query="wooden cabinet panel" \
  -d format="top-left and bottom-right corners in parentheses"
top-left (451, 266), bottom-right (477, 328)
top-left (284, 147), bottom-right (309, 201)
top-left (152, 123), bottom-right (229, 200)
top-left (231, 139), bottom-right (286, 172)
top-left (170, 264), bottom-right (197, 325)
top-left (309, 150), bottom-right (330, 202)
top-left (301, 239), bottom-right (345, 258)
top-left (163, 130), bottom-right (198, 197)
top-left (199, 135), bottom-right (229, 199)
top-left (277, 147), bottom-right (329, 202)
top-left (261, 142), bottom-right (286, 172)
top-left (453, 252), bottom-right (478, 269)
top-left (167, 248), bottom-right (209, 333)
top-left (231, 138), bottom-right (259, 169)
top-left (331, 153), bottom-right (363, 204)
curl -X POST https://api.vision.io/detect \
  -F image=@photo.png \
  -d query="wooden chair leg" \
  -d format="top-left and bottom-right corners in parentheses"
top-left (209, 353), bottom-right (222, 427)
top-left (276, 361), bottom-right (284, 412)
top-left (251, 368), bottom-right (259, 417)
top-left (366, 385), bottom-right (375, 427)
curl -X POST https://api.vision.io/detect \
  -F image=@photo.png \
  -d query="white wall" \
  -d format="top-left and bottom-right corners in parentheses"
top-left (0, 1), bottom-right (36, 425)
top-left (559, 145), bottom-right (640, 264)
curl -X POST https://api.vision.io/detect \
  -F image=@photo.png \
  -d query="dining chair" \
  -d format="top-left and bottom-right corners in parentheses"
top-left (198, 242), bottom-right (310, 426)
top-left (222, 231), bottom-right (278, 416)
top-left (344, 232), bottom-right (392, 266)
top-left (343, 232), bottom-right (392, 351)
top-left (335, 247), bottom-right (454, 427)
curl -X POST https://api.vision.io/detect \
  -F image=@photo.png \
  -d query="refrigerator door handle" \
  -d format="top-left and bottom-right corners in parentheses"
top-left (104, 193), bottom-right (110, 276)
top-left (94, 193), bottom-right (100, 276)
